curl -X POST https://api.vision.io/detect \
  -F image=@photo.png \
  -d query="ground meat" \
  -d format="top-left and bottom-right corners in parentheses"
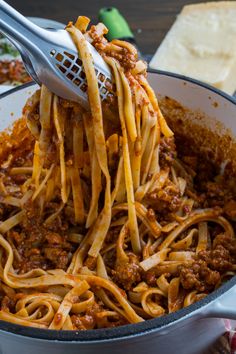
top-left (89, 25), bottom-right (136, 71)
top-left (71, 302), bottom-right (106, 330)
top-left (194, 161), bottom-right (220, 194)
top-left (224, 200), bottom-right (236, 220)
top-left (10, 174), bottom-right (28, 184)
top-left (71, 314), bottom-right (95, 330)
top-left (105, 227), bottom-right (121, 244)
top-left (107, 48), bottom-right (136, 70)
top-left (206, 182), bottom-right (225, 199)
top-left (95, 314), bottom-right (128, 328)
top-left (146, 208), bottom-right (157, 221)
top-left (88, 25), bottom-right (108, 51)
top-left (112, 253), bottom-right (141, 291)
top-left (182, 156), bottom-right (198, 171)
top-left (144, 269), bottom-right (157, 286)
top-left (174, 134), bottom-right (218, 192)
top-left (45, 232), bottom-right (63, 245)
top-left (200, 246), bottom-right (232, 272)
top-left (84, 256), bottom-right (97, 270)
top-left (146, 180), bottom-right (181, 213)
top-left (200, 181), bottom-right (229, 208)
top-left (1, 295), bottom-right (16, 312)
top-left (12, 229), bottom-right (72, 273)
top-left (213, 233), bottom-right (236, 258)
top-left (159, 137), bottom-right (177, 168)
top-left (18, 256), bottom-right (49, 274)
top-left (71, 311), bottom-right (127, 330)
top-left (179, 260), bottom-right (220, 292)
top-left (10, 230), bottom-right (24, 245)
top-left (8, 201), bottom-right (74, 273)
top-left (21, 205), bottom-right (47, 246)
top-left (43, 247), bottom-right (69, 270)
top-left (179, 243), bottom-right (233, 292)
top-left (0, 60), bottom-right (31, 84)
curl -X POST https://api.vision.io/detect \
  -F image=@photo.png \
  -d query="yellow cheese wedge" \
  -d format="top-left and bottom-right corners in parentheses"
top-left (149, 2), bottom-right (236, 94)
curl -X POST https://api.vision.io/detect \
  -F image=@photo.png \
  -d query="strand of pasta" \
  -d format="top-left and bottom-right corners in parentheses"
top-left (130, 81), bottom-right (142, 191)
top-left (106, 57), bottom-right (141, 254)
top-left (53, 96), bottom-right (67, 203)
top-left (83, 113), bottom-right (101, 227)
top-left (71, 115), bottom-right (85, 223)
top-left (77, 274), bottom-right (144, 323)
top-left (35, 86), bottom-right (53, 188)
top-left (159, 209), bottom-right (234, 250)
top-left (141, 124), bottom-right (158, 184)
top-left (112, 202), bottom-right (162, 239)
top-left (138, 76), bottom-right (173, 138)
top-left (67, 24), bottom-right (111, 258)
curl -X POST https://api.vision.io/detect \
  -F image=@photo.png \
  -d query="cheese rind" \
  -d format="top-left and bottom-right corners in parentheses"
top-left (149, 1), bottom-right (236, 94)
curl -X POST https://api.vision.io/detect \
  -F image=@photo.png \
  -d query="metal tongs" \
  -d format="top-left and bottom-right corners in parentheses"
top-left (0, 0), bottom-right (112, 108)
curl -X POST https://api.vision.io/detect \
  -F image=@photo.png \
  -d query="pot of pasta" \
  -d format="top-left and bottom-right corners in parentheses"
top-left (0, 16), bottom-right (235, 354)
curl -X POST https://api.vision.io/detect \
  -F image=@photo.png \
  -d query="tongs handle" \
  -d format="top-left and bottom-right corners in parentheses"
top-left (0, 0), bottom-right (47, 55)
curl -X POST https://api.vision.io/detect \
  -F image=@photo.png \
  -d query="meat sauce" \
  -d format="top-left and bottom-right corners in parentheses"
top-left (0, 97), bottom-right (236, 328)
top-left (0, 60), bottom-right (31, 84)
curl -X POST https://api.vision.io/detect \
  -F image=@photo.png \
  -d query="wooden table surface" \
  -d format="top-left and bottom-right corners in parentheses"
top-left (8, 0), bottom-right (218, 55)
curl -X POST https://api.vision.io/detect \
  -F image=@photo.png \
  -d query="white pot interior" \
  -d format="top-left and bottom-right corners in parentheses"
top-left (148, 72), bottom-right (236, 137)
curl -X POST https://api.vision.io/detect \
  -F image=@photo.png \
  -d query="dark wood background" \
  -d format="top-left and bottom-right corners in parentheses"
top-left (8, 0), bottom-right (221, 55)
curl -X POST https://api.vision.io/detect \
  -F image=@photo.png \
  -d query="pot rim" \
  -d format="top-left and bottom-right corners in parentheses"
top-left (0, 70), bottom-right (235, 342)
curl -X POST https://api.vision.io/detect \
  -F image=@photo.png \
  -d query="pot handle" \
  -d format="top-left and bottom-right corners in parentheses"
top-left (206, 284), bottom-right (236, 320)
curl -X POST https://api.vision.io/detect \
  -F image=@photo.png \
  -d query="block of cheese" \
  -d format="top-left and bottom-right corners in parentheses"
top-left (149, 2), bottom-right (236, 94)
